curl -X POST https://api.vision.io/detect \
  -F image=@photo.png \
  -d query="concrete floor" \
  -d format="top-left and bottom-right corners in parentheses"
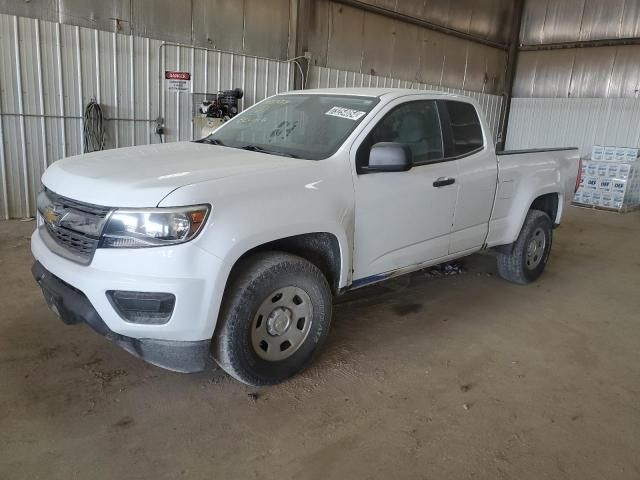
top-left (1, 207), bottom-right (639, 479)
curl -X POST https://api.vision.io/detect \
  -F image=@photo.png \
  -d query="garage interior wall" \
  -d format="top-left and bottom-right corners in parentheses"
top-left (305, 0), bottom-right (513, 95)
top-left (0, 0), bottom-right (517, 219)
top-left (506, 0), bottom-right (640, 156)
top-left (0, 0), bottom-right (294, 59)
top-left (0, 13), bottom-right (295, 219)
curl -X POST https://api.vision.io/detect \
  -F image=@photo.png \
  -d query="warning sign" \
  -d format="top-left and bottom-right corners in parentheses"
top-left (165, 71), bottom-right (191, 92)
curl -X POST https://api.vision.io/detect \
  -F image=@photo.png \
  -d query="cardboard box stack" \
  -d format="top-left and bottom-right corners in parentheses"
top-left (574, 146), bottom-right (640, 212)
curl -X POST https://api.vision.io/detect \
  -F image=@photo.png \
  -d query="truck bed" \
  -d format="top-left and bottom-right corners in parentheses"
top-left (496, 147), bottom-right (579, 156)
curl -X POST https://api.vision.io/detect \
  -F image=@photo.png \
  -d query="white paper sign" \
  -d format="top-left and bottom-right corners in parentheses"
top-left (325, 106), bottom-right (367, 120)
top-left (165, 71), bottom-right (191, 92)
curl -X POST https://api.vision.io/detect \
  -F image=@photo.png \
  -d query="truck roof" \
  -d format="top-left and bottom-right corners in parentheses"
top-left (281, 87), bottom-right (467, 101)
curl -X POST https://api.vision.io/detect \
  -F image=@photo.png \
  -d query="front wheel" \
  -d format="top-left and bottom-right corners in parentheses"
top-left (212, 252), bottom-right (333, 386)
top-left (496, 210), bottom-right (553, 285)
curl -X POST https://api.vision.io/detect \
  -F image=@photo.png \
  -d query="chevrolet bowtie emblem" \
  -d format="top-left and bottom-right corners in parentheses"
top-left (44, 207), bottom-right (61, 225)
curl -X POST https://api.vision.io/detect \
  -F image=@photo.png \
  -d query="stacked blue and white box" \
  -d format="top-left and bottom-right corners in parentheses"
top-left (574, 146), bottom-right (640, 211)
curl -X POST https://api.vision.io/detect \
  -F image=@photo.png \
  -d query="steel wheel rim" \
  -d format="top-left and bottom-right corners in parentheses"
top-left (251, 286), bottom-right (313, 362)
top-left (526, 227), bottom-right (546, 270)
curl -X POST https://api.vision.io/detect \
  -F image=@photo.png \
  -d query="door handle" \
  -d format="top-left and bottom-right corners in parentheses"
top-left (433, 177), bottom-right (456, 188)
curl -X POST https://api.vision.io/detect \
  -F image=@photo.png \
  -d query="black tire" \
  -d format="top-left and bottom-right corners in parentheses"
top-left (212, 251), bottom-right (333, 386)
top-left (496, 210), bottom-right (553, 285)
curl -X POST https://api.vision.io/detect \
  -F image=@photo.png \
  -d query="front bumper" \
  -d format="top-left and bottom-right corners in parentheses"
top-left (31, 225), bottom-right (234, 373)
top-left (31, 228), bottom-right (230, 341)
top-left (32, 261), bottom-right (210, 373)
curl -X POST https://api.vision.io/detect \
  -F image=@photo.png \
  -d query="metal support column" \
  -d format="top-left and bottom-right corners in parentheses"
top-left (288, 0), bottom-right (311, 90)
top-left (497, 0), bottom-right (525, 151)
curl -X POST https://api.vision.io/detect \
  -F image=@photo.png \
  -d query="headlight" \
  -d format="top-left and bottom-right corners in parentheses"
top-left (101, 205), bottom-right (210, 248)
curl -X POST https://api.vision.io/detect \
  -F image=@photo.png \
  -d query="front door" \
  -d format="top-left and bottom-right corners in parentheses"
top-left (352, 99), bottom-right (459, 281)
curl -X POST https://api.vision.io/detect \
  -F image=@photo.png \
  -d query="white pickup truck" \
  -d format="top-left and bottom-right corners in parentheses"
top-left (32, 88), bottom-right (580, 385)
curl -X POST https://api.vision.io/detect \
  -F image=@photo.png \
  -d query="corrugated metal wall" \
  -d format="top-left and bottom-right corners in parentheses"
top-left (0, 0), bottom-right (294, 60)
top-left (507, 98), bottom-right (640, 156)
top-left (520, 0), bottom-right (640, 45)
top-left (507, 0), bottom-right (640, 154)
top-left (514, 46), bottom-right (640, 99)
top-left (515, 0), bottom-right (640, 98)
top-left (0, 13), bottom-right (295, 219)
top-left (306, 0), bottom-right (510, 95)
top-left (309, 66), bottom-right (505, 141)
top-left (348, 0), bottom-right (515, 44)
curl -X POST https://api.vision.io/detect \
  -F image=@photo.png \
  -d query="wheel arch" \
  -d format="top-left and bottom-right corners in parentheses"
top-left (495, 192), bottom-right (560, 254)
top-left (226, 232), bottom-right (345, 295)
top-left (530, 192), bottom-right (560, 227)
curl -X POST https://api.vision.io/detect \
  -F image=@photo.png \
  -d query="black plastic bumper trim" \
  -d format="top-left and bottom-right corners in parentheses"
top-left (31, 261), bottom-right (210, 373)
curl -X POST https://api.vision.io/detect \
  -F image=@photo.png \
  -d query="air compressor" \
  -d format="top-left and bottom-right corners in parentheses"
top-left (193, 88), bottom-right (244, 139)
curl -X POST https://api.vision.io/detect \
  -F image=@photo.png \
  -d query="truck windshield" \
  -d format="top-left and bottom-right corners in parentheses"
top-left (201, 94), bottom-right (379, 160)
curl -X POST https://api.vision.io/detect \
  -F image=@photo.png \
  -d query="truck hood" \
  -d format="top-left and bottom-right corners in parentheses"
top-left (42, 142), bottom-right (303, 207)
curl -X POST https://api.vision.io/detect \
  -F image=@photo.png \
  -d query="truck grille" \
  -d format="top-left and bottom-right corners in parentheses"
top-left (44, 189), bottom-right (112, 218)
top-left (39, 189), bottom-right (112, 265)
top-left (44, 223), bottom-right (100, 261)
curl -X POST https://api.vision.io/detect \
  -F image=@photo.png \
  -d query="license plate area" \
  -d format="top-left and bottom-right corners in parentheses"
top-left (38, 284), bottom-right (78, 325)
top-left (40, 284), bottom-right (63, 318)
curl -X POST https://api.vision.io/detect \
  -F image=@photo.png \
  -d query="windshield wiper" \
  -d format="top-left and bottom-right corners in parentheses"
top-left (240, 144), bottom-right (298, 158)
top-left (196, 138), bottom-right (225, 146)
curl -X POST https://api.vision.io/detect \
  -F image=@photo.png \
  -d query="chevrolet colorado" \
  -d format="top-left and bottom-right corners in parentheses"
top-left (31, 88), bottom-right (580, 385)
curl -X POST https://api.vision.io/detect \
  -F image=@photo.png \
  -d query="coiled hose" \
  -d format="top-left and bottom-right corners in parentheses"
top-left (83, 100), bottom-right (105, 153)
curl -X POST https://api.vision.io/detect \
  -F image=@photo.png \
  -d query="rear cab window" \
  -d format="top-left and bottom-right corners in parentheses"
top-left (438, 100), bottom-right (485, 158)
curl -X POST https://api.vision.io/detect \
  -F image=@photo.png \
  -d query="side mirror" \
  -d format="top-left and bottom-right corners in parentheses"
top-left (362, 142), bottom-right (413, 173)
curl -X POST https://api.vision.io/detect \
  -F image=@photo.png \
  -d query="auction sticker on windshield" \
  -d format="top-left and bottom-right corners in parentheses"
top-left (325, 106), bottom-right (367, 120)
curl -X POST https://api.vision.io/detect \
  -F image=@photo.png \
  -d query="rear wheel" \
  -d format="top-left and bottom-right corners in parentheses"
top-left (213, 252), bottom-right (333, 386)
top-left (496, 210), bottom-right (553, 285)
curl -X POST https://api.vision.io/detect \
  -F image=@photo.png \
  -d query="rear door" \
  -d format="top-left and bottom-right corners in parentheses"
top-left (438, 100), bottom-right (498, 254)
top-left (351, 98), bottom-right (459, 280)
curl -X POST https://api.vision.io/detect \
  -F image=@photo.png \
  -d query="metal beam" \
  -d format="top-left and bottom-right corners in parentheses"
top-left (497, 0), bottom-right (525, 151)
top-left (520, 38), bottom-right (640, 51)
top-left (330, 0), bottom-right (509, 51)
top-left (288, 0), bottom-right (311, 89)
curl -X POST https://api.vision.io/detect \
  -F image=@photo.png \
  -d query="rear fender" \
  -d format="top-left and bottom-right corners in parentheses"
top-left (488, 185), bottom-right (563, 248)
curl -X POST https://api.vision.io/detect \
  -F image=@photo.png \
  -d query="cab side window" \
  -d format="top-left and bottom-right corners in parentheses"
top-left (439, 101), bottom-right (484, 156)
top-left (356, 100), bottom-right (444, 171)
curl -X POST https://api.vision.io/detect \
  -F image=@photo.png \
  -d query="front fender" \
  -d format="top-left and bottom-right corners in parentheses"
top-left (159, 155), bottom-right (355, 289)
top-left (213, 223), bottom-right (352, 288)
top-left (157, 155), bottom-right (355, 336)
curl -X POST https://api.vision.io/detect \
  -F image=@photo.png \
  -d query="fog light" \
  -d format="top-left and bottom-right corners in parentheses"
top-left (107, 291), bottom-right (175, 325)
